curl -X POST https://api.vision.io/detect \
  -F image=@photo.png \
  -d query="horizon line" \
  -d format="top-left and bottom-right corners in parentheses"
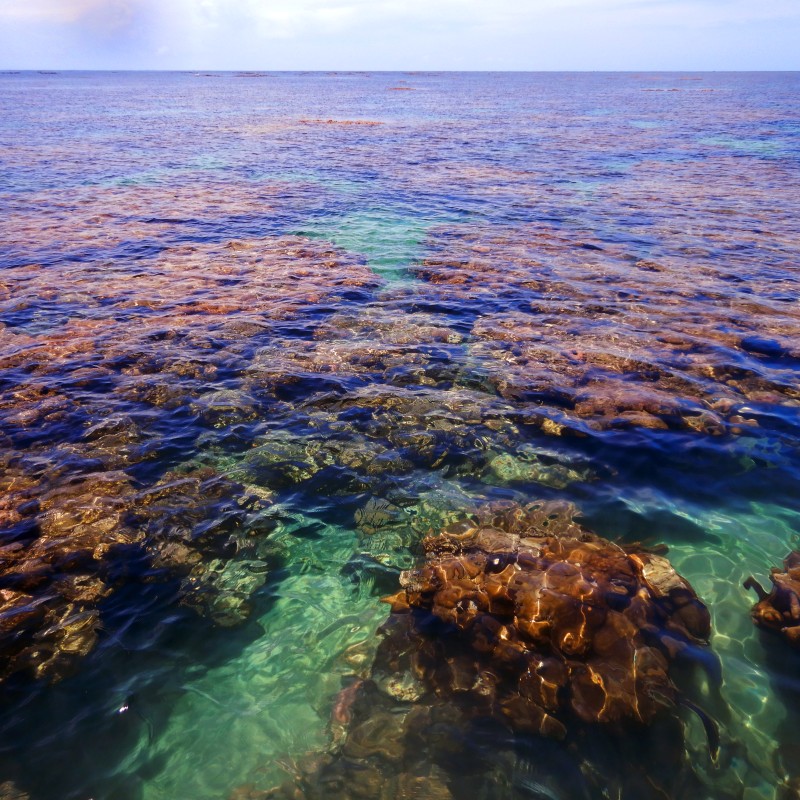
top-left (2, 68), bottom-right (799, 74)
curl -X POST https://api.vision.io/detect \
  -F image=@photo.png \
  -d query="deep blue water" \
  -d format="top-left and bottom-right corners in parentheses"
top-left (1, 71), bottom-right (800, 800)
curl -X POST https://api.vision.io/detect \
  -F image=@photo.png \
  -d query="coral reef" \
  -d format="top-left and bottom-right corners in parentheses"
top-left (413, 223), bottom-right (800, 436)
top-left (258, 502), bottom-right (721, 800)
top-left (0, 234), bottom-right (380, 682)
top-left (383, 501), bottom-right (713, 733)
top-left (0, 461), bottom-right (277, 682)
top-left (745, 552), bottom-right (800, 648)
top-left (299, 120), bottom-right (384, 126)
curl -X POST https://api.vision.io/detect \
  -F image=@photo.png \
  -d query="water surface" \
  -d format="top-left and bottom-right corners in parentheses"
top-left (1, 71), bottom-right (800, 800)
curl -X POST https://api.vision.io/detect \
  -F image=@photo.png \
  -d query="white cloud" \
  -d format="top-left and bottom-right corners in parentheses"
top-left (0, 0), bottom-right (798, 68)
top-left (0, 0), bottom-right (149, 26)
top-left (3, 0), bottom-right (796, 35)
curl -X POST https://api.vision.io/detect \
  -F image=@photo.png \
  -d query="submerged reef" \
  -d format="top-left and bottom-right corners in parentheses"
top-left (383, 501), bottom-right (713, 734)
top-left (0, 459), bottom-right (277, 682)
top-left (258, 501), bottom-right (723, 800)
top-left (0, 233), bottom-right (378, 683)
top-left (2, 72), bottom-right (800, 800)
top-left (414, 224), bottom-right (800, 437)
top-left (745, 552), bottom-right (800, 648)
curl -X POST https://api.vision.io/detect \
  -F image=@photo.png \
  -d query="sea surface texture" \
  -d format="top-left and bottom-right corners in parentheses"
top-left (1, 71), bottom-right (799, 800)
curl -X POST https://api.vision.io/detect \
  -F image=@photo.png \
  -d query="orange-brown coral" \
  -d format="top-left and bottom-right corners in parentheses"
top-left (0, 232), bottom-right (384, 683)
top-left (412, 223), bottom-right (800, 436)
top-left (259, 501), bottom-right (720, 800)
top-left (0, 461), bottom-right (276, 682)
top-left (382, 501), bottom-right (713, 734)
top-left (745, 552), bottom-right (800, 648)
top-left (0, 235), bottom-right (380, 430)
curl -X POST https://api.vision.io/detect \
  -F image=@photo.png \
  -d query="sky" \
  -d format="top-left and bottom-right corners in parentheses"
top-left (0, 0), bottom-right (798, 70)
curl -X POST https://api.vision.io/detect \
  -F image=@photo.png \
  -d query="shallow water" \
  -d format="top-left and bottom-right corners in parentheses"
top-left (1, 71), bottom-right (800, 800)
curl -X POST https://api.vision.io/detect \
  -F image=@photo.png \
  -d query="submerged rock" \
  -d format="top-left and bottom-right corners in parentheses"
top-left (383, 501), bottom-right (712, 733)
top-left (0, 462), bottom-right (280, 682)
top-left (0, 781), bottom-right (30, 800)
top-left (486, 449), bottom-right (591, 489)
top-left (354, 497), bottom-right (405, 537)
top-left (260, 501), bottom-right (721, 800)
top-left (745, 552), bottom-right (800, 648)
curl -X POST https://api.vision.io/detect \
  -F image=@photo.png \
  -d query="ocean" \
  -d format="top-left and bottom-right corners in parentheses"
top-left (1, 70), bottom-right (799, 799)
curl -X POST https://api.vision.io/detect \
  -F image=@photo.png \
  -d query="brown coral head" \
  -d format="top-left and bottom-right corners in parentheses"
top-left (381, 501), bottom-right (714, 734)
top-left (746, 550), bottom-right (800, 649)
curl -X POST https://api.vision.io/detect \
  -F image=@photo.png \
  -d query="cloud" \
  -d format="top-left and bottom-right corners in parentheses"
top-left (606, 0), bottom-right (800, 26)
top-left (178, 0), bottom-right (472, 39)
top-left (3, 0), bottom-right (797, 37)
top-left (0, 0), bottom-right (143, 27)
top-left (0, 0), bottom-right (95, 23)
top-left (0, 0), bottom-right (798, 68)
